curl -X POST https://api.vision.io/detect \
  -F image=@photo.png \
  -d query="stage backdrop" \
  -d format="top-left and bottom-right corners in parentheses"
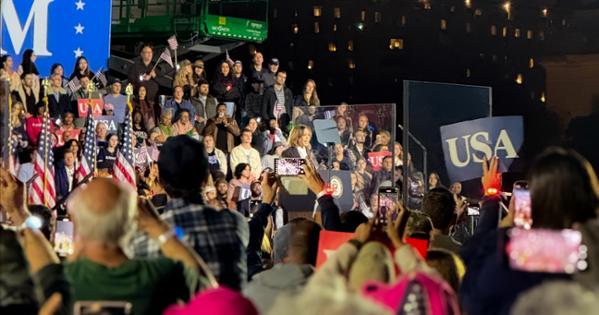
top-left (403, 81), bottom-right (492, 189)
top-left (1, 0), bottom-right (111, 76)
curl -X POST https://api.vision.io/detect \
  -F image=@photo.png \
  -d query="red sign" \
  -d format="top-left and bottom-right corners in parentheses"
top-left (77, 98), bottom-right (104, 118)
top-left (368, 151), bottom-right (392, 171)
top-left (55, 128), bottom-right (81, 146)
top-left (315, 230), bottom-right (354, 268)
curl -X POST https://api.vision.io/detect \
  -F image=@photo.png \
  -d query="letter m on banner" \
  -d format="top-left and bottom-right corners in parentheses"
top-left (1, 0), bottom-right (53, 56)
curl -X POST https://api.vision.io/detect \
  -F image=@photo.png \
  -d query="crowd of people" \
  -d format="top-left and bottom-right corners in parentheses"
top-left (1, 46), bottom-right (599, 315)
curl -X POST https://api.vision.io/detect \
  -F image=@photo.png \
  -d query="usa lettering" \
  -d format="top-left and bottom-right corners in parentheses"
top-left (445, 129), bottom-right (519, 167)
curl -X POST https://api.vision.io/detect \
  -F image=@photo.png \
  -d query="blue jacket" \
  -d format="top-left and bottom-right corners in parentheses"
top-left (54, 163), bottom-right (76, 202)
top-left (164, 98), bottom-right (196, 122)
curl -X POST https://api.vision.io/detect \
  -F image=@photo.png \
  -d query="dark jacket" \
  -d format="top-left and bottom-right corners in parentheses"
top-left (55, 163), bottom-right (76, 202)
top-left (127, 57), bottom-right (160, 101)
top-left (460, 198), bottom-right (570, 315)
top-left (48, 90), bottom-right (74, 118)
top-left (261, 86), bottom-right (293, 121)
top-left (212, 74), bottom-right (242, 106)
top-left (247, 203), bottom-right (276, 279)
top-left (245, 92), bottom-right (264, 118)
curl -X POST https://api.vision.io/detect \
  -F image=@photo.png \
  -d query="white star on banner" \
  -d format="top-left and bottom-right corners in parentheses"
top-left (74, 48), bottom-right (84, 58)
top-left (75, 0), bottom-right (86, 11)
top-left (74, 23), bottom-right (85, 34)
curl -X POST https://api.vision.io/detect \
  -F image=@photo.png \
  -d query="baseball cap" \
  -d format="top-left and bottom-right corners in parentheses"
top-left (269, 58), bottom-right (280, 65)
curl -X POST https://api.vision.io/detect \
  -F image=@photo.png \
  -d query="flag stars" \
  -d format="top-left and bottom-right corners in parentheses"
top-left (74, 48), bottom-right (84, 58)
top-left (75, 23), bottom-right (85, 34)
top-left (75, 0), bottom-right (86, 10)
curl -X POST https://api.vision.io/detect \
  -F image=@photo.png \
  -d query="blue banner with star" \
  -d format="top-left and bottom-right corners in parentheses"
top-left (1, 0), bottom-right (111, 76)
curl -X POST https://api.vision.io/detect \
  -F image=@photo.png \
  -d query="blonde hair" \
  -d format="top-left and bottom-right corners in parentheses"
top-left (287, 124), bottom-right (312, 150)
top-left (303, 79), bottom-right (320, 106)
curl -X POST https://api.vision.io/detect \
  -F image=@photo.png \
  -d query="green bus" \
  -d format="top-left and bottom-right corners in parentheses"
top-left (111, 0), bottom-right (269, 43)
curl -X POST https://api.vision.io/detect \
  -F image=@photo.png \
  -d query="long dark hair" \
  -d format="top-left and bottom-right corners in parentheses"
top-left (530, 147), bottom-right (599, 229)
top-left (21, 49), bottom-right (39, 75)
top-left (234, 163), bottom-right (250, 179)
top-left (1, 55), bottom-right (12, 70)
top-left (69, 56), bottom-right (92, 80)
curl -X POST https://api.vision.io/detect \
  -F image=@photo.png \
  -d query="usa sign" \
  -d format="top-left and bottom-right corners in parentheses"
top-left (1, 0), bottom-right (111, 76)
top-left (440, 116), bottom-right (524, 182)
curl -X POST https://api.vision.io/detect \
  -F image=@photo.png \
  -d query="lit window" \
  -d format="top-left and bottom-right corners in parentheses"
top-left (328, 42), bottom-right (337, 52)
top-left (440, 19), bottom-right (448, 30)
top-left (347, 40), bottom-right (354, 51)
top-left (529, 58), bottom-right (535, 68)
top-left (360, 10), bottom-right (367, 22)
top-left (333, 24), bottom-right (338, 32)
top-left (503, 2), bottom-right (511, 18)
top-left (502, 26), bottom-right (508, 37)
top-left (562, 19), bottom-right (567, 27)
top-left (514, 28), bottom-right (521, 38)
top-left (527, 30), bottom-right (533, 40)
top-left (491, 25), bottom-right (497, 36)
top-left (474, 9), bottom-right (482, 16)
top-left (401, 16), bottom-right (407, 26)
top-left (334, 7), bottom-right (341, 19)
top-left (466, 22), bottom-right (472, 33)
top-left (539, 31), bottom-right (545, 40)
top-left (540, 92), bottom-right (546, 103)
top-left (292, 24), bottom-right (299, 34)
top-left (375, 11), bottom-right (382, 23)
top-left (389, 38), bottom-right (404, 50)
top-left (515, 74), bottom-right (523, 85)
top-left (542, 8), bottom-right (549, 17)
top-left (307, 60), bottom-right (314, 70)
top-left (465, 0), bottom-right (472, 8)
top-left (466, 68), bottom-right (471, 78)
top-left (293, 10), bottom-right (299, 17)
top-left (450, 6), bottom-right (456, 13)
top-left (348, 59), bottom-right (356, 69)
top-left (424, 2), bottom-right (432, 10)
top-left (314, 22), bottom-right (320, 33)
top-left (313, 6), bottom-right (322, 17)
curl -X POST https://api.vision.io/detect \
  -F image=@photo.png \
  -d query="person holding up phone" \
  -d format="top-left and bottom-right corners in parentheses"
top-left (203, 103), bottom-right (240, 154)
top-left (461, 150), bottom-right (599, 315)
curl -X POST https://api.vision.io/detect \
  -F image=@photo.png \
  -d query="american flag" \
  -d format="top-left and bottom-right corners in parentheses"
top-left (167, 35), bottom-right (178, 50)
top-left (77, 108), bottom-right (96, 182)
top-left (29, 114), bottom-right (56, 208)
top-left (113, 111), bottom-right (136, 187)
top-left (94, 69), bottom-right (108, 87)
top-left (159, 48), bottom-right (174, 68)
top-left (66, 77), bottom-right (81, 94)
top-left (6, 133), bottom-right (20, 177)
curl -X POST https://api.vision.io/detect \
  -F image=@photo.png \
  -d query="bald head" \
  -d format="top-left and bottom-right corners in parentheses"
top-left (68, 178), bottom-right (136, 245)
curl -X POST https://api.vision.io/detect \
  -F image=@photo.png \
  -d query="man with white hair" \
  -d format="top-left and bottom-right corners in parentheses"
top-left (0, 168), bottom-right (216, 315)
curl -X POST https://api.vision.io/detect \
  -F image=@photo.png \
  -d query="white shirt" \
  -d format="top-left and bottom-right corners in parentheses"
top-left (65, 165), bottom-right (76, 192)
top-left (297, 146), bottom-right (308, 159)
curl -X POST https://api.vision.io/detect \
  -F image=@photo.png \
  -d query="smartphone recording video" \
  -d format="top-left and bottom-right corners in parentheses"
top-left (512, 181), bottom-right (532, 229)
top-left (505, 228), bottom-right (586, 274)
top-left (377, 186), bottom-right (398, 227)
top-left (274, 158), bottom-right (306, 176)
top-left (54, 220), bottom-right (74, 257)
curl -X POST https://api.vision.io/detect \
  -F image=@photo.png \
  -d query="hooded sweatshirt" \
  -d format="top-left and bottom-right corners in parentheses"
top-left (243, 263), bottom-right (313, 314)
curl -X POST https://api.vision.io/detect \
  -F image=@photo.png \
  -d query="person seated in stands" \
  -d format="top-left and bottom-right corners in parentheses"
top-left (12, 72), bottom-right (40, 115)
top-left (203, 134), bottom-right (228, 179)
top-left (164, 86), bottom-right (196, 122)
top-left (95, 122), bottom-right (109, 149)
top-left (97, 134), bottom-right (119, 173)
top-left (333, 143), bottom-right (354, 171)
top-left (348, 129), bottom-right (370, 164)
top-left (355, 113), bottom-right (374, 148)
top-left (56, 112), bottom-right (80, 146)
top-left (25, 103), bottom-right (48, 147)
top-left (172, 109), bottom-right (199, 139)
top-left (55, 150), bottom-right (78, 202)
top-left (335, 115), bottom-right (352, 146)
top-left (103, 80), bottom-right (128, 124)
top-left (372, 156), bottom-right (394, 190)
top-left (47, 73), bottom-right (72, 119)
top-left (152, 109), bottom-right (175, 145)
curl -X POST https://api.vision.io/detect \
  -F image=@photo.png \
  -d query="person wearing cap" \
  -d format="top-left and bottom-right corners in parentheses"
top-left (131, 135), bottom-right (249, 290)
top-left (262, 58), bottom-right (279, 88)
top-left (262, 71), bottom-right (293, 132)
top-left (103, 80), bottom-right (128, 124)
top-left (192, 59), bottom-right (207, 84)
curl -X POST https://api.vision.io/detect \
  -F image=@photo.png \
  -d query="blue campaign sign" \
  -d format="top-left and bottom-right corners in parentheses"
top-left (440, 116), bottom-right (524, 183)
top-left (1, 0), bottom-right (111, 76)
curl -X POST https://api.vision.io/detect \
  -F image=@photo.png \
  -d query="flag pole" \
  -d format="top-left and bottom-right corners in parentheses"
top-left (85, 82), bottom-right (98, 174)
top-left (126, 84), bottom-right (133, 114)
top-left (5, 86), bottom-right (13, 170)
top-left (41, 78), bottom-right (50, 207)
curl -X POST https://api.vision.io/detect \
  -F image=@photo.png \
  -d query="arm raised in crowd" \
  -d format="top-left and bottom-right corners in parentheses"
top-left (226, 118), bottom-right (241, 136)
top-left (137, 198), bottom-right (219, 289)
top-left (299, 162), bottom-right (343, 231)
top-left (247, 173), bottom-right (278, 279)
